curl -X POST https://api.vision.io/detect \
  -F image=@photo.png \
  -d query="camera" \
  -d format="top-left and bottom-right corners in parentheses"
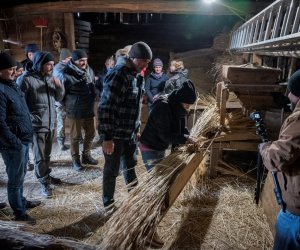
top-left (250, 111), bottom-right (268, 142)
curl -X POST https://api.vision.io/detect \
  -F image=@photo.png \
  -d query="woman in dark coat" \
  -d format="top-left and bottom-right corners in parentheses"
top-left (145, 58), bottom-right (168, 113)
top-left (139, 80), bottom-right (197, 172)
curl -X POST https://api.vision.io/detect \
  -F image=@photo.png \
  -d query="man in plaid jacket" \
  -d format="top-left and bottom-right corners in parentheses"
top-left (98, 41), bottom-right (152, 210)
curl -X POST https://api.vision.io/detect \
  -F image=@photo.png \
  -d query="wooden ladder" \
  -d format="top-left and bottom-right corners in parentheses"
top-left (230, 0), bottom-right (300, 53)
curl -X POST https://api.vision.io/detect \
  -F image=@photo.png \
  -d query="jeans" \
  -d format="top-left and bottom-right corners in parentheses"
top-left (1, 144), bottom-right (29, 217)
top-left (102, 139), bottom-right (138, 207)
top-left (141, 150), bottom-right (165, 172)
top-left (55, 105), bottom-right (67, 141)
top-left (273, 209), bottom-right (300, 250)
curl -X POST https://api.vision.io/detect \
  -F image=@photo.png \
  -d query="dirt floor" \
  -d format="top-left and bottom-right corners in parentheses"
top-left (0, 138), bottom-right (273, 249)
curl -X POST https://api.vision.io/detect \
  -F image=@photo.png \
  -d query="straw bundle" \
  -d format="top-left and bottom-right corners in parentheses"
top-left (99, 104), bottom-right (221, 249)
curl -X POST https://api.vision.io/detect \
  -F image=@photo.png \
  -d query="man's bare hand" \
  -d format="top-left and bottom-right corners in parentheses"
top-left (53, 77), bottom-right (62, 88)
top-left (102, 140), bottom-right (114, 155)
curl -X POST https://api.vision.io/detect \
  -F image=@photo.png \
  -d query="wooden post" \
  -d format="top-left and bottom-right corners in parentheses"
top-left (220, 84), bottom-right (228, 126)
top-left (252, 53), bottom-right (262, 66)
top-left (64, 13), bottom-right (75, 50)
top-left (209, 146), bottom-right (221, 177)
top-left (216, 82), bottom-right (223, 109)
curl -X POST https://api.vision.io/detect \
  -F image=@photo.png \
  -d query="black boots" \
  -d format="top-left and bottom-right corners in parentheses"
top-left (25, 200), bottom-right (41, 209)
top-left (15, 214), bottom-right (36, 225)
top-left (72, 158), bottom-right (83, 172)
top-left (81, 154), bottom-right (98, 165)
top-left (57, 139), bottom-right (69, 151)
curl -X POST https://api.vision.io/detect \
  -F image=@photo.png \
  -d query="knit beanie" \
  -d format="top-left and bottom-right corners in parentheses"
top-left (40, 53), bottom-right (55, 65)
top-left (25, 43), bottom-right (39, 53)
top-left (174, 80), bottom-right (197, 104)
top-left (72, 49), bottom-right (88, 61)
top-left (129, 41), bottom-right (152, 60)
top-left (60, 48), bottom-right (72, 61)
top-left (0, 52), bottom-right (17, 70)
top-left (153, 58), bottom-right (163, 68)
top-left (288, 69), bottom-right (300, 97)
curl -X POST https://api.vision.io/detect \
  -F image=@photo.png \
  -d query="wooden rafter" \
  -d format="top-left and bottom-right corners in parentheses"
top-left (8, 0), bottom-right (270, 16)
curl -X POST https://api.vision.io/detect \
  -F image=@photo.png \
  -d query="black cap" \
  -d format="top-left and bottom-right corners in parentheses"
top-left (25, 43), bottom-right (39, 53)
top-left (288, 69), bottom-right (300, 97)
top-left (0, 52), bottom-right (17, 70)
top-left (174, 80), bottom-right (197, 104)
top-left (129, 41), bottom-right (152, 60)
top-left (72, 49), bottom-right (88, 61)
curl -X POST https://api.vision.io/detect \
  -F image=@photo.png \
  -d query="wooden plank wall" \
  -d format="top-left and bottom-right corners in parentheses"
top-left (4, 13), bottom-right (70, 62)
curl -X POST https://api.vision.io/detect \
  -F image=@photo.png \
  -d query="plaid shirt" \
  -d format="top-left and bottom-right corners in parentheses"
top-left (98, 57), bottom-right (143, 141)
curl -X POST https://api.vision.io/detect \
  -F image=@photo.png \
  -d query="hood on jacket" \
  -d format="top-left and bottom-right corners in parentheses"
top-left (32, 51), bottom-right (54, 73)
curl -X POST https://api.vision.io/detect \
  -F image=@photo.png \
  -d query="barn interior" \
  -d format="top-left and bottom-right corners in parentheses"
top-left (0, 0), bottom-right (298, 249)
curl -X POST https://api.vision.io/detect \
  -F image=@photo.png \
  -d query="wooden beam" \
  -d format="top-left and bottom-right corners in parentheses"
top-left (64, 13), bottom-right (75, 50)
top-left (227, 84), bottom-right (285, 93)
top-left (166, 152), bottom-right (204, 207)
top-left (8, 1), bottom-right (270, 16)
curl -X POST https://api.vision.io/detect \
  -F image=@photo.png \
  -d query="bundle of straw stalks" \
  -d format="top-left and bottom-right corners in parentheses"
top-left (99, 104), bottom-right (220, 249)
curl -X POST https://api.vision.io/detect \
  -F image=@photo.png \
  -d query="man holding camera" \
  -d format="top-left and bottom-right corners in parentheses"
top-left (260, 69), bottom-right (300, 250)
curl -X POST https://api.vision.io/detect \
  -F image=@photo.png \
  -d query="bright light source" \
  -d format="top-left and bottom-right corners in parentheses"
top-left (203, 0), bottom-right (216, 4)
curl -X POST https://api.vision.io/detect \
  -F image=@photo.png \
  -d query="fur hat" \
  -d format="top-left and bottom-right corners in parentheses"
top-left (288, 69), bottom-right (300, 97)
top-left (59, 48), bottom-right (72, 61)
top-left (0, 52), bottom-right (17, 70)
top-left (129, 41), bottom-right (152, 60)
top-left (72, 49), bottom-right (88, 61)
top-left (174, 80), bottom-right (197, 104)
top-left (25, 43), bottom-right (39, 53)
top-left (153, 58), bottom-right (163, 68)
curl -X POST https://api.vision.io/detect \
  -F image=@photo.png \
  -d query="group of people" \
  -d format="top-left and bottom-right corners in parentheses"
top-left (0, 38), bottom-right (299, 249)
top-left (0, 41), bottom-right (198, 234)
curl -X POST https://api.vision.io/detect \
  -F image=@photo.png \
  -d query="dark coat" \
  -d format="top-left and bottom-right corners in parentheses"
top-left (0, 79), bottom-right (33, 150)
top-left (145, 72), bottom-right (168, 104)
top-left (164, 69), bottom-right (188, 94)
top-left (19, 52), bottom-right (64, 132)
top-left (140, 93), bottom-right (189, 151)
top-left (63, 60), bottom-right (96, 119)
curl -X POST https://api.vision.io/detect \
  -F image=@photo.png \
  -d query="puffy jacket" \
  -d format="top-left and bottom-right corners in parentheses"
top-left (145, 72), bottom-right (168, 104)
top-left (261, 101), bottom-right (300, 215)
top-left (140, 93), bottom-right (189, 151)
top-left (0, 79), bottom-right (33, 150)
top-left (164, 69), bottom-right (188, 94)
top-left (63, 60), bottom-right (95, 119)
top-left (19, 52), bottom-right (64, 132)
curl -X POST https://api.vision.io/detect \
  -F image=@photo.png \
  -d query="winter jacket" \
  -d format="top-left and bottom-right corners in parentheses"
top-left (0, 79), bottom-right (33, 150)
top-left (140, 93), bottom-right (189, 151)
top-left (145, 72), bottom-right (168, 104)
top-left (98, 56), bottom-right (144, 141)
top-left (261, 101), bottom-right (300, 215)
top-left (63, 60), bottom-right (96, 119)
top-left (53, 60), bottom-right (67, 107)
top-left (19, 52), bottom-right (64, 132)
top-left (164, 69), bottom-right (188, 94)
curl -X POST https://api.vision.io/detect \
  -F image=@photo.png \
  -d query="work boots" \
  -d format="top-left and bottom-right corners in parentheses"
top-left (81, 153), bottom-right (98, 165)
top-left (41, 183), bottom-right (53, 198)
top-left (72, 158), bottom-right (83, 172)
top-left (15, 214), bottom-right (36, 225)
top-left (57, 138), bottom-right (69, 151)
top-left (39, 176), bottom-right (53, 198)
